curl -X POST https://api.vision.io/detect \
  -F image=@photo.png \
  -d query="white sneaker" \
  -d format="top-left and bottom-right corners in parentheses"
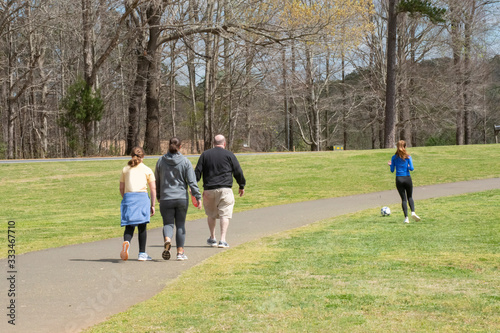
top-left (138, 252), bottom-right (152, 261)
top-left (404, 217), bottom-right (410, 223)
top-left (411, 213), bottom-right (421, 222)
top-left (218, 241), bottom-right (230, 248)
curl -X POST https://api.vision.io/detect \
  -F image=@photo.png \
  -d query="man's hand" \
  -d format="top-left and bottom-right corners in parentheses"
top-left (239, 189), bottom-right (245, 197)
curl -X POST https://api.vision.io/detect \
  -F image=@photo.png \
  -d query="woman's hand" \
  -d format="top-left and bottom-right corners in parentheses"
top-left (150, 206), bottom-right (155, 216)
top-left (387, 161), bottom-right (392, 166)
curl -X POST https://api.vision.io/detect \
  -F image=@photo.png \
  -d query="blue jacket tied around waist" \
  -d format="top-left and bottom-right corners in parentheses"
top-left (120, 192), bottom-right (150, 226)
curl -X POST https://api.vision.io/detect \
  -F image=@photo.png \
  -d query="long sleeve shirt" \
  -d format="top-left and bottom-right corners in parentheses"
top-left (195, 147), bottom-right (246, 190)
top-left (390, 155), bottom-right (414, 177)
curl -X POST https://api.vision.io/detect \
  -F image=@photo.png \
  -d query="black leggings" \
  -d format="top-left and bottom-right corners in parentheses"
top-left (396, 176), bottom-right (414, 217)
top-left (160, 199), bottom-right (188, 248)
top-left (124, 223), bottom-right (147, 253)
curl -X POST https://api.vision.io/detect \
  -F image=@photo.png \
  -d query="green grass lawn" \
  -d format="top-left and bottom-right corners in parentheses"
top-left (0, 144), bottom-right (499, 257)
top-left (86, 190), bottom-right (500, 332)
top-left (1, 144), bottom-right (498, 331)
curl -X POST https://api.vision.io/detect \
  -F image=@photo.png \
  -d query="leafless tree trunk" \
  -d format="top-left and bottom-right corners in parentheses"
top-left (448, 0), bottom-right (490, 145)
top-left (384, 0), bottom-right (398, 148)
top-left (225, 40), bottom-right (236, 150)
top-left (187, 45), bottom-right (199, 152)
top-left (243, 44), bottom-right (254, 149)
top-left (186, 0), bottom-right (200, 153)
top-left (289, 40), bottom-right (296, 150)
top-left (305, 46), bottom-right (320, 151)
top-left (341, 50), bottom-right (348, 150)
top-left (397, 13), bottom-right (411, 144)
top-left (202, 0), bottom-right (215, 149)
top-left (81, 0), bottom-right (94, 155)
top-left (282, 47), bottom-right (291, 150)
top-left (169, 41), bottom-right (177, 138)
top-left (462, 1), bottom-right (477, 145)
top-left (126, 53), bottom-right (149, 154)
top-left (143, 4), bottom-right (162, 154)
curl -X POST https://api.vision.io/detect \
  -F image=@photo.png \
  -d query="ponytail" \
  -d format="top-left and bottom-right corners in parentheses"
top-left (128, 147), bottom-right (145, 167)
top-left (168, 137), bottom-right (181, 154)
top-left (395, 140), bottom-right (409, 160)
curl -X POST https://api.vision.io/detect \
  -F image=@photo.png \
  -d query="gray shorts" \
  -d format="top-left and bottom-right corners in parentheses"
top-left (202, 188), bottom-right (235, 219)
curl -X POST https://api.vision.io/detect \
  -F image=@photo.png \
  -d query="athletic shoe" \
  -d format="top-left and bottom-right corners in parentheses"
top-left (176, 253), bottom-right (188, 261)
top-left (162, 240), bottom-right (171, 260)
top-left (218, 241), bottom-right (229, 248)
top-left (404, 217), bottom-right (410, 224)
top-left (411, 213), bottom-right (421, 222)
top-left (138, 252), bottom-right (152, 261)
top-left (120, 241), bottom-right (130, 261)
top-left (207, 238), bottom-right (217, 247)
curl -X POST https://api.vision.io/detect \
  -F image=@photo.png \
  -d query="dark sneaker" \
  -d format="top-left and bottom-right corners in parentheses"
top-left (207, 238), bottom-right (217, 247)
top-left (218, 241), bottom-right (229, 248)
top-left (120, 241), bottom-right (130, 261)
top-left (162, 240), bottom-right (171, 260)
top-left (176, 253), bottom-right (188, 261)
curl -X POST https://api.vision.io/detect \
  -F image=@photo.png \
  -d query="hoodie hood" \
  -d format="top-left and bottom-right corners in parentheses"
top-left (162, 152), bottom-right (184, 166)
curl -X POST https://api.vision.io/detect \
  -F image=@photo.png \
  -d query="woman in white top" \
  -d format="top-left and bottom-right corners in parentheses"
top-left (119, 147), bottom-right (156, 261)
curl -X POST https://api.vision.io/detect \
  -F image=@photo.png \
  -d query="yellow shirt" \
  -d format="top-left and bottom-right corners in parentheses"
top-left (120, 163), bottom-right (155, 193)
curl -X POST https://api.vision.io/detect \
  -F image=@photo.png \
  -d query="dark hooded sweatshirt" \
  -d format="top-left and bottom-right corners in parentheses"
top-left (154, 152), bottom-right (201, 202)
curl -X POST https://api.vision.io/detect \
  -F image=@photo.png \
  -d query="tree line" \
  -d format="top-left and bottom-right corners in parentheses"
top-left (1, 0), bottom-right (499, 159)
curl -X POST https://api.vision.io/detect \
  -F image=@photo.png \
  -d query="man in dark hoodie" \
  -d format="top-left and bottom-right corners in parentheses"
top-left (155, 137), bottom-right (201, 261)
top-left (195, 134), bottom-right (246, 248)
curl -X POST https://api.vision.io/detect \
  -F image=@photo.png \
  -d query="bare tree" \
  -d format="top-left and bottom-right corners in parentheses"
top-left (384, 0), bottom-right (445, 148)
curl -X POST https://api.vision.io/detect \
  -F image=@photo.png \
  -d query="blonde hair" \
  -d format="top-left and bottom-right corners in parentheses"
top-left (395, 140), bottom-right (409, 160)
top-left (128, 147), bottom-right (145, 167)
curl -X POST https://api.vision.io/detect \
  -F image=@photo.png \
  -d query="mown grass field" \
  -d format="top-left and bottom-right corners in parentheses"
top-left (86, 190), bottom-right (500, 332)
top-left (0, 144), bottom-right (498, 257)
top-left (1, 144), bottom-right (499, 331)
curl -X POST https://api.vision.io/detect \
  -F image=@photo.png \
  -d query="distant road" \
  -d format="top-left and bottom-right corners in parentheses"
top-left (0, 151), bottom-right (310, 164)
top-left (0, 155), bottom-right (165, 164)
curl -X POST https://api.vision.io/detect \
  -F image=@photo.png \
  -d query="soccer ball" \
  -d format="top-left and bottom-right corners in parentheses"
top-left (381, 206), bottom-right (391, 216)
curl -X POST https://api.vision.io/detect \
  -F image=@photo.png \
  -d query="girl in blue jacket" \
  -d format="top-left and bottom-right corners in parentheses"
top-left (388, 140), bottom-right (421, 223)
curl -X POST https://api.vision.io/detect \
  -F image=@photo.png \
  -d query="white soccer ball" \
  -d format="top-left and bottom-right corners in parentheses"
top-left (381, 206), bottom-right (391, 216)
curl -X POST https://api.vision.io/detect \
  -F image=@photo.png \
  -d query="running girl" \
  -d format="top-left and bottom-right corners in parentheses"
top-left (388, 140), bottom-right (421, 223)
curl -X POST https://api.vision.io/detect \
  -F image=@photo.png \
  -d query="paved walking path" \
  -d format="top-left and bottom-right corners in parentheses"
top-left (1, 178), bottom-right (499, 333)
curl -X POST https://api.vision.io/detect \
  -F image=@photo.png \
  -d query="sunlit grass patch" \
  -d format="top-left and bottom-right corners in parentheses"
top-left (87, 190), bottom-right (500, 332)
